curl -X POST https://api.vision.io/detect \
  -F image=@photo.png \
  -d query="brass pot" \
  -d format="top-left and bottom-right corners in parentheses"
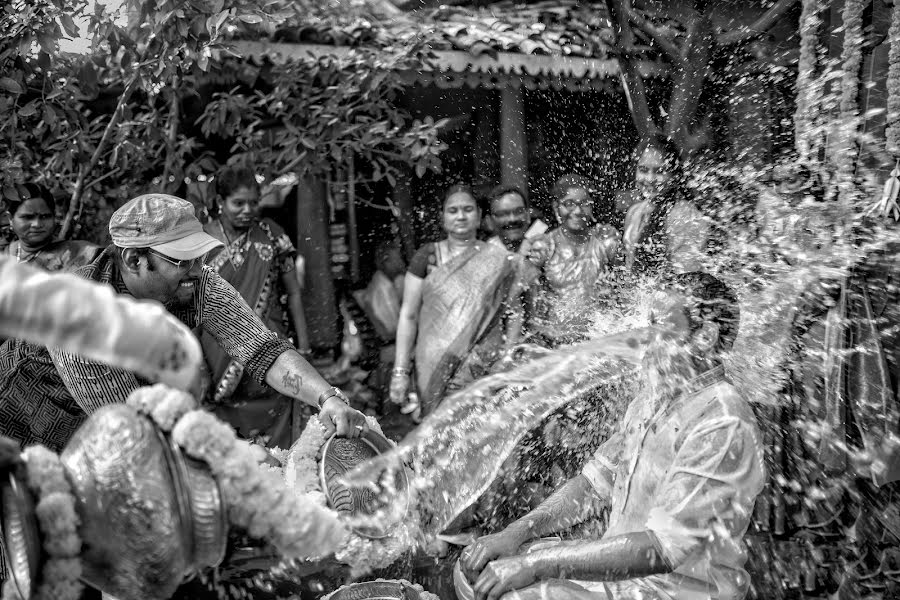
top-left (324, 580), bottom-right (428, 600)
top-left (2, 405), bottom-right (227, 600)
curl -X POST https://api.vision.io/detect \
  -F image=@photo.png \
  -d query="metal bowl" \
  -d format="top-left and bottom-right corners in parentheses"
top-left (318, 431), bottom-right (409, 539)
top-left (324, 579), bottom-right (426, 600)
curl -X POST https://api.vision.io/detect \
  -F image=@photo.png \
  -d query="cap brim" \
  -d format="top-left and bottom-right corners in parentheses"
top-left (151, 231), bottom-right (223, 260)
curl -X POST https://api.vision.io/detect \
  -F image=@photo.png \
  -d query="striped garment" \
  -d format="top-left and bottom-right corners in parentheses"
top-left (0, 246), bottom-right (294, 451)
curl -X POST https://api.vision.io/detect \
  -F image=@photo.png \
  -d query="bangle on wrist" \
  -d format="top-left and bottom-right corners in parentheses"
top-left (392, 366), bottom-right (410, 376)
top-left (317, 386), bottom-right (349, 410)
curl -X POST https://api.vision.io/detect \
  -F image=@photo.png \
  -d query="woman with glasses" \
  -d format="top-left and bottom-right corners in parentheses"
top-left (4, 184), bottom-right (99, 272)
top-left (527, 174), bottom-right (619, 346)
top-left (200, 166), bottom-right (310, 448)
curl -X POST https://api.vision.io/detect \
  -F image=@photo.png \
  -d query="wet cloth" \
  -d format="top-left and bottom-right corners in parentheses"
top-left (0, 246), bottom-right (293, 451)
top-left (623, 199), bottom-right (711, 275)
top-left (413, 241), bottom-right (519, 414)
top-left (201, 218), bottom-right (298, 448)
top-left (6, 239), bottom-right (100, 272)
top-left (527, 225), bottom-right (619, 343)
top-left (572, 365), bottom-right (765, 600)
top-left (352, 270), bottom-right (403, 341)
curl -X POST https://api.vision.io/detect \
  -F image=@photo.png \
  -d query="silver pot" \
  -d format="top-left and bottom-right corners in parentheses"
top-left (3, 405), bottom-right (227, 600)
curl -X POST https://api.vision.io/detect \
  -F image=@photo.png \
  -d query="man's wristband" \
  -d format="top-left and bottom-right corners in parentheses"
top-left (317, 386), bottom-right (349, 410)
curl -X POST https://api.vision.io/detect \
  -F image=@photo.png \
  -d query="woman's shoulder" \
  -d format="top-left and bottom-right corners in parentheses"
top-left (408, 242), bottom-right (437, 278)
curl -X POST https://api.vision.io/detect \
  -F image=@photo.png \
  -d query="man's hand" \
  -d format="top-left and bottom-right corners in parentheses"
top-left (474, 555), bottom-right (538, 600)
top-left (320, 396), bottom-right (368, 438)
top-left (462, 530), bottom-right (526, 579)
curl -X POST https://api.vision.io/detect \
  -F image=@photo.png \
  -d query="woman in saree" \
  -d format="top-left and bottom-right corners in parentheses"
top-left (200, 166), bottom-right (311, 448)
top-left (527, 175), bottom-right (620, 346)
top-left (5, 184), bottom-right (99, 271)
top-left (389, 185), bottom-right (523, 417)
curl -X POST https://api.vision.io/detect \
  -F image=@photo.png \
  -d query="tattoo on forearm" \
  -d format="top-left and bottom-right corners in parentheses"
top-left (281, 372), bottom-right (303, 396)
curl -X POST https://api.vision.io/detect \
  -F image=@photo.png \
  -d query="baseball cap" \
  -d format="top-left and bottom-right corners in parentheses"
top-left (109, 194), bottom-right (223, 260)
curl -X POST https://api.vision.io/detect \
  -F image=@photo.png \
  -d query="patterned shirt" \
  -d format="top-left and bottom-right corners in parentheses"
top-left (0, 246), bottom-right (294, 451)
top-left (579, 366), bottom-right (765, 600)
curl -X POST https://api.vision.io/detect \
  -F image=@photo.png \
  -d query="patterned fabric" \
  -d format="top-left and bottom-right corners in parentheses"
top-left (202, 218), bottom-right (297, 402)
top-left (579, 366), bottom-right (766, 600)
top-left (0, 246), bottom-right (293, 451)
top-left (6, 239), bottom-right (101, 272)
top-left (0, 256), bottom-right (202, 391)
top-left (415, 241), bottom-right (519, 413)
top-left (527, 224), bottom-right (619, 342)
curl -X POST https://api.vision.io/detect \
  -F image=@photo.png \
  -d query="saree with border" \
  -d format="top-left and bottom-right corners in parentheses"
top-left (200, 218), bottom-right (298, 448)
top-left (414, 241), bottom-right (519, 414)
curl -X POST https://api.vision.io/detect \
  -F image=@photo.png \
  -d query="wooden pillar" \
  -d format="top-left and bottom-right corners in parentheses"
top-left (295, 177), bottom-right (340, 350)
top-left (393, 170), bottom-right (415, 261)
top-left (500, 86), bottom-right (528, 193)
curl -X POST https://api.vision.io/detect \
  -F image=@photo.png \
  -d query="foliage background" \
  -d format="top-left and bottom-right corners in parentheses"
top-left (1, 0), bottom-right (446, 243)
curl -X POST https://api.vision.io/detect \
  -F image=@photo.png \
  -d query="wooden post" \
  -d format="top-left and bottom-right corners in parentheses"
top-left (394, 170), bottom-right (415, 260)
top-left (500, 86), bottom-right (528, 192)
top-left (295, 177), bottom-right (340, 350)
top-left (347, 156), bottom-right (360, 283)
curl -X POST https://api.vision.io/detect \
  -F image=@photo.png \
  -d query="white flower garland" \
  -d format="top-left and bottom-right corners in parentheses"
top-left (794, 0), bottom-right (823, 161)
top-left (887, 0), bottom-right (900, 157)
top-left (835, 0), bottom-right (865, 212)
top-left (126, 384), bottom-right (348, 562)
top-left (284, 416), bottom-right (416, 577)
top-left (2, 447), bottom-right (83, 600)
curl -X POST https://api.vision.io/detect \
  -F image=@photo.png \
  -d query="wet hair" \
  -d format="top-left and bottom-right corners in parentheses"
top-left (442, 184), bottom-right (477, 210)
top-left (7, 184), bottom-right (56, 217)
top-left (488, 185), bottom-right (528, 211)
top-left (217, 166), bottom-right (259, 201)
top-left (550, 174), bottom-right (595, 203)
top-left (664, 271), bottom-right (740, 353)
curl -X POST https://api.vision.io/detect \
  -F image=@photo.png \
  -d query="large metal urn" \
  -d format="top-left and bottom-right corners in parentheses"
top-left (2, 405), bottom-right (228, 600)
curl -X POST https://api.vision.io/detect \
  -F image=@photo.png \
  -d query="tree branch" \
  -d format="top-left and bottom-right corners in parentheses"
top-left (60, 74), bottom-right (139, 239)
top-left (717, 0), bottom-right (798, 46)
top-left (625, 6), bottom-right (683, 63)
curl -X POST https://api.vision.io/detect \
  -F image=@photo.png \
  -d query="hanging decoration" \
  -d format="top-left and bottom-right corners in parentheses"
top-left (871, 0), bottom-right (900, 220)
top-left (794, 0), bottom-right (823, 162)
top-left (835, 0), bottom-right (866, 211)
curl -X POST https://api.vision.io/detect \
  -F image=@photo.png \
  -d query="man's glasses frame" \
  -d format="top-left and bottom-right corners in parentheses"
top-left (148, 249), bottom-right (201, 271)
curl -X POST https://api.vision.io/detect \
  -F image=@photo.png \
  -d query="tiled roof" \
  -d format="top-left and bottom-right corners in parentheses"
top-left (264, 0), bottom-right (616, 60)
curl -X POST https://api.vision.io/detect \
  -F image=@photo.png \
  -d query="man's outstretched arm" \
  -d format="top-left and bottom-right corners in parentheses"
top-left (0, 257), bottom-right (201, 392)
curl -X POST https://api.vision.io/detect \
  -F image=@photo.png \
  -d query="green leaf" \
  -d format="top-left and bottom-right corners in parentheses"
top-left (2, 186), bottom-right (19, 202)
top-left (0, 77), bottom-right (23, 94)
top-left (238, 14), bottom-right (263, 24)
top-left (18, 102), bottom-right (37, 117)
top-left (59, 13), bottom-right (79, 38)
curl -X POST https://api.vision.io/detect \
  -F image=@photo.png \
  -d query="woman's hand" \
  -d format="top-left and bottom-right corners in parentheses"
top-left (389, 371), bottom-right (411, 404)
top-left (473, 555), bottom-right (539, 600)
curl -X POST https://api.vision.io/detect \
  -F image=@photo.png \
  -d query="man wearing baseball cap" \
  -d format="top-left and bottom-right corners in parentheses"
top-left (0, 193), bottom-right (368, 451)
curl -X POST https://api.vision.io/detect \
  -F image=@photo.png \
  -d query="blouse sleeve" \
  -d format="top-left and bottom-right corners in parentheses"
top-left (407, 243), bottom-right (434, 279)
top-left (263, 218), bottom-right (298, 274)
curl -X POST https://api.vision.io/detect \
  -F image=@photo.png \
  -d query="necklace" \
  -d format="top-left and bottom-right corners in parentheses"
top-left (15, 241), bottom-right (41, 264)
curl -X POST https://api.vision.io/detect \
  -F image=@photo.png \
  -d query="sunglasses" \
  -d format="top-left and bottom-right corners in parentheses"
top-left (148, 249), bottom-right (202, 271)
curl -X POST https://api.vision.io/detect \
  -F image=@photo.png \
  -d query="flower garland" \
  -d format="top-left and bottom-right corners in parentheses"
top-left (2, 446), bottom-right (83, 600)
top-left (794, 0), bottom-right (823, 162)
top-left (835, 0), bottom-right (865, 212)
top-left (284, 416), bottom-right (416, 577)
top-left (886, 0), bottom-right (900, 157)
top-left (126, 384), bottom-right (347, 561)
